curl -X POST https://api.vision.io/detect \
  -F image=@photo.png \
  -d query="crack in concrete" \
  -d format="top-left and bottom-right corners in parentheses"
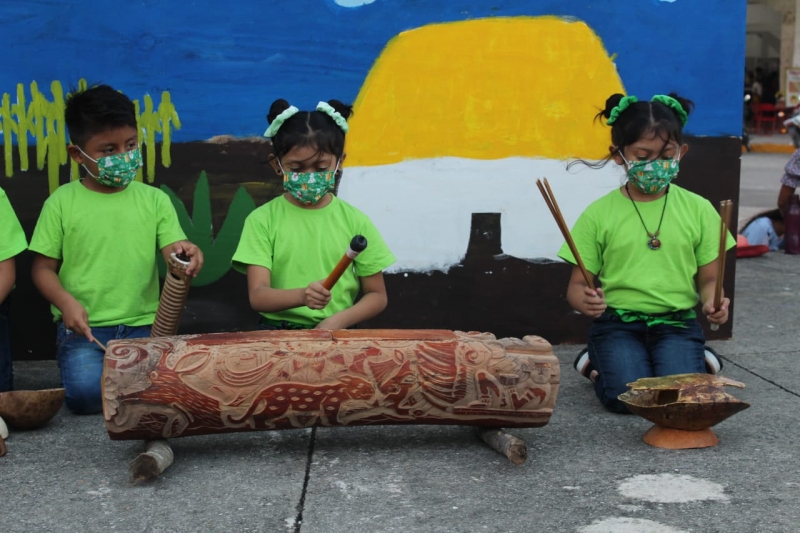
top-left (294, 427), bottom-right (317, 533)
top-left (719, 349), bottom-right (800, 356)
top-left (721, 356), bottom-right (800, 398)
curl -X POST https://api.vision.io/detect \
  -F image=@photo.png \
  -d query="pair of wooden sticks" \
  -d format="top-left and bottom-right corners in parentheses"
top-left (710, 199), bottom-right (734, 331)
top-left (535, 178), bottom-right (595, 291)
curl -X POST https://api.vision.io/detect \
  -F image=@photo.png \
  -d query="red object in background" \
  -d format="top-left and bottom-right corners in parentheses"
top-left (784, 194), bottom-right (800, 254)
top-left (753, 103), bottom-right (779, 134)
top-left (736, 244), bottom-right (770, 258)
top-left (736, 234), bottom-right (769, 258)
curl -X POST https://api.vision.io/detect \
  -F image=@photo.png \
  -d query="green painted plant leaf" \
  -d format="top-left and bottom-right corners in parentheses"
top-left (159, 171), bottom-right (256, 286)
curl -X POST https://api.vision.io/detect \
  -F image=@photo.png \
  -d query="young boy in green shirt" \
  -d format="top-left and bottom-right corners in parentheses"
top-left (0, 187), bottom-right (28, 392)
top-left (29, 85), bottom-right (204, 415)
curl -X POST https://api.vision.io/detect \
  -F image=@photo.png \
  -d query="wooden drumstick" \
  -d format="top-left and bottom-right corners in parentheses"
top-left (322, 236), bottom-right (368, 290)
top-left (93, 338), bottom-right (108, 352)
top-left (536, 178), bottom-right (595, 291)
top-left (710, 200), bottom-right (733, 332)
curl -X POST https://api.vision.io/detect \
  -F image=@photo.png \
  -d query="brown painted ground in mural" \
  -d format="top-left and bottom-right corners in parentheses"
top-left (1, 136), bottom-right (739, 360)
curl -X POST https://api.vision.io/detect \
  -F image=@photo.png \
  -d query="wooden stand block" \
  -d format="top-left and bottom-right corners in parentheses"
top-left (130, 440), bottom-right (175, 481)
top-left (476, 428), bottom-right (527, 464)
top-left (102, 329), bottom-right (559, 441)
top-left (642, 425), bottom-right (719, 449)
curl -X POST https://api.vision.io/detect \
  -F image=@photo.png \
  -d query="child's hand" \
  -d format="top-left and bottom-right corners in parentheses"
top-left (315, 314), bottom-right (346, 330)
top-left (580, 287), bottom-right (607, 318)
top-left (702, 297), bottom-right (729, 325)
top-left (62, 300), bottom-right (94, 341)
top-left (172, 241), bottom-right (204, 277)
top-left (304, 281), bottom-right (331, 310)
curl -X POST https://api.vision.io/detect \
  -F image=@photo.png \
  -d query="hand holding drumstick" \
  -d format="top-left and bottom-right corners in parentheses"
top-left (60, 298), bottom-right (107, 350)
top-left (706, 200), bottom-right (734, 331)
top-left (536, 179), bottom-right (605, 317)
top-left (303, 236), bottom-right (368, 311)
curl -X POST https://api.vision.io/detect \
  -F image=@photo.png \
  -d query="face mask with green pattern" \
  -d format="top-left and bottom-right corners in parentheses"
top-left (620, 153), bottom-right (680, 194)
top-left (78, 146), bottom-right (142, 187)
top-left (279, 160), bottom-right (340, 205)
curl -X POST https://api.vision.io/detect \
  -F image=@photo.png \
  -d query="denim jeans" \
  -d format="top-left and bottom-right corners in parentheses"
top-left (56, 322), bottom-right (151, 415)
top-left (0, 298), bottom-right (12, 392)
top-left (588, 311), bottom-right (706, 414)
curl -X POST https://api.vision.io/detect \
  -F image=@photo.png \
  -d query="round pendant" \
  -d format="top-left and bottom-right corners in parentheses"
top-left (648, 237), bottom-right (661, 250)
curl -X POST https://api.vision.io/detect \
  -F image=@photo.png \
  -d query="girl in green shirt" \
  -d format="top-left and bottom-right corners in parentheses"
top-left (558, 93), bottom-right (734, 413)
top-left (232, 99), bottom-right (396, 330)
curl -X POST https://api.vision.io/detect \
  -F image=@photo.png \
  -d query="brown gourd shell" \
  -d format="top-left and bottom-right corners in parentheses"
top-left (618, 373), bottom-right (750, 431)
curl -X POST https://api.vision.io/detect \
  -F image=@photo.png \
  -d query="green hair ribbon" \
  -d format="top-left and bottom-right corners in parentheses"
top-left (606, 95), bottom-right (638, 125)
top-left (651, 95), bottom-right (689, 126)
top-left (316, 101), bottom-right (349, 133)
top-left (264, 105), bottom-right (299, 138)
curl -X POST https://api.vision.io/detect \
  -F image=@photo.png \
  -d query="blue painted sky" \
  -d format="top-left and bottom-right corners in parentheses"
top-left (0, 0), bottom-right (746, 140)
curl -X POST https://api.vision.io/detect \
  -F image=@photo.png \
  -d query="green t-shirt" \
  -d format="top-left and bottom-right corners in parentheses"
top-left (0, 187), bottom-right (27, 262)
top-left (558, 185), bottom-right (736, 314)
top-left (232, 195), bottom-right (396, 326)
top-left (29, 180), bottom-right (186, 327)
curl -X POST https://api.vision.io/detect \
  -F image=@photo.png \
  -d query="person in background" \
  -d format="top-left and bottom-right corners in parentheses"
top-left (740, 209), bottom-right (784, 251)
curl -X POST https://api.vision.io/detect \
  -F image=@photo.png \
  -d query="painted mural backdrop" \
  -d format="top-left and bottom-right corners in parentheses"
top-left (1, 0), bottom-right (745, 359)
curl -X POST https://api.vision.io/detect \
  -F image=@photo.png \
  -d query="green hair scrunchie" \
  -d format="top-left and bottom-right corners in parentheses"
top-left (606, 95), bottom-right (638, 125)
top-left (264, 105), bottom-right (299, 138)
top-left (316, 101), bottom-right (349, 133)
top-left (651, 95), bottom-right (688, 126)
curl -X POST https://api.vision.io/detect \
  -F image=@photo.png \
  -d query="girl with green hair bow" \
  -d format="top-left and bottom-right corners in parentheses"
top-left (559, 92), bottom-right (734, 414)
top-left (232, 98), bottom-right (396, 332)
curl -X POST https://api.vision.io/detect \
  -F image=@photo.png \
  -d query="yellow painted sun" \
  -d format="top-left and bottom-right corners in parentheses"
top-left (347, 16), bottom-right (625, 166)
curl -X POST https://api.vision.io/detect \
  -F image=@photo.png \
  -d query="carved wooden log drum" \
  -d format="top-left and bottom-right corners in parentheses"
top-left (151, 253), bottom-right (192, 338)
top-left (101, 330), bottom-right (559, 440)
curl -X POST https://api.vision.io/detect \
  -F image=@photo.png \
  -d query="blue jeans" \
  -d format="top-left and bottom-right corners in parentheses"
top-left (588, 311), bottom-right (706, 414)
top-left (56, 322), bottom-right (151, 415)
top-left (0, 299), bottom-right (12, 392)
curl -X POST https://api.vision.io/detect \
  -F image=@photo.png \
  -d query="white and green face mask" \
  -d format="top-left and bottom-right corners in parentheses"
top-left (279, 160), bottom-right (340, 205)
top-left (77, 146), bottom-right (142, 187)
top-left (619, 152), bottom-right (681, 194)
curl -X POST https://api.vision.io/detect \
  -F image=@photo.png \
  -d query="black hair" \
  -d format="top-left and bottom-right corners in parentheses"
top-left (741, 208), bottom-right (783, 232)
top-left (64, 84), bottom-right (137, 148)
top-left (267, 99), bottom-right (353, 160)
top-left (569, 92), bottom-right (694, 170)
